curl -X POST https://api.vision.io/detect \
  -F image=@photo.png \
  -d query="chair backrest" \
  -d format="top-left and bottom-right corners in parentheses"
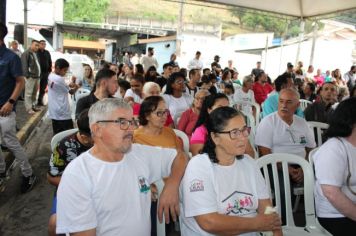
top-left (307, 121), bottom-right (329, 147)
top-left (308, 147), bottom-right (319, 177)
top-left (256, 153), bottom-right (316, 228)
top-left (51, 128), bottom-right (78, 151)
top-left (232, 101), bottom-right (260, 127)
top-left (173, 129), bottom-right (191, 158)
top-left (71, 89), bottom-right (91, 119)
top-left (251, 102), bottom-right (261, 128)
top-left (173, 112), bottom-right (183, 128)
top-left (299, 99), bottom-right (312, 111)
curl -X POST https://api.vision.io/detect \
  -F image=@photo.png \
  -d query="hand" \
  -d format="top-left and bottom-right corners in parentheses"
top-left (256, 212), bottom-right (282, 232)
top-left (289, 166), bottom-right (304, 183)
top-left (71, 76), bottom-right (77, 83)
top-left (0, 102), bottom-right (13, 117)
top-left (157, 178), bottom-right (180, 224)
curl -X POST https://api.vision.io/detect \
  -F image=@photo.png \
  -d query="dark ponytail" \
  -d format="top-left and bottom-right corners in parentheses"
top-left (202, 106), bottom-right (244, 163)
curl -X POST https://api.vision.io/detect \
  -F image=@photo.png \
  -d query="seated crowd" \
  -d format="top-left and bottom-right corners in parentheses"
top-left (47, 50), bottom-right (356, 236)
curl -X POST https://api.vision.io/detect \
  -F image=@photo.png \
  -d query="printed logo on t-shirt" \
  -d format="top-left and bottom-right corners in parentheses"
top-left (138, 176), bottom-right (150, 193)
top-left (222, 191), bottom-right (254, 216)
top-left (299, 136), bottom-right (306, 144)
top-left (189, 179), bottom-right (204, 192)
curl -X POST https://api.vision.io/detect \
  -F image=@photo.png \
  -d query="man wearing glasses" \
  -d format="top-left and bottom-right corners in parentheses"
top-left (56, 98), bottom-right (188, 235)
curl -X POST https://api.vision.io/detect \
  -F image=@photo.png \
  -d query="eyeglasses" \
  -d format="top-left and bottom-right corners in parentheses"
top-left (153, 109), bottom-right (170, 117)
top-left (96, 118), bottom-right (139, 130)
top-left (175, 80), bottom-right (185, 84)
top-left (216, 126), bottom-right (251, 139)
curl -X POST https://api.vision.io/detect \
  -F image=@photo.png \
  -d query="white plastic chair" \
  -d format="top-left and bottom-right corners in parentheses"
top-left (173, 112), bottom-right (183, 128)
top-left (307, 122), bottom-right (329, 147)
top-left (256, 153), bottom-right (331, 236)
top-left (71, 88), bottom-right (91, 119)
top-left (173, 129), bottom-right (192, 158)
top-left (232, 101), bottom-right (260, 127)
top-left (308, 148), bottom-right (319, 176)
top-left (51, 128), bottom-right (78, 151)
top-left (299, 99), bottom-right (312, 111)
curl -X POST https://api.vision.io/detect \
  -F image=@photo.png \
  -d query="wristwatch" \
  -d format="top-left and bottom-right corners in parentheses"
top-left (8, 99), bottom-right (16, 104)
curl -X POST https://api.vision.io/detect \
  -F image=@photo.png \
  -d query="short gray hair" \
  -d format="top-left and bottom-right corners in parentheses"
top-left (243, 75), bottom-right (253, 86)
top-left (88, 98), bottom-right (132, 125)
top-left (280, 88), bottom-right (300, 100)
top-left (142, 81), bottom-right (160, 95)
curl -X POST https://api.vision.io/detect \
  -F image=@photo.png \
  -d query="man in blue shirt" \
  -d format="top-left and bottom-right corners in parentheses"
top-left (0, 23), bottom-right (37, 193)
top-left (262, 73), bottom-right (304, 119)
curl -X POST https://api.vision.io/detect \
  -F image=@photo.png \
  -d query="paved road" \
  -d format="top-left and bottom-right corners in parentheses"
top-left (0, 117), bottom-right (53, 236)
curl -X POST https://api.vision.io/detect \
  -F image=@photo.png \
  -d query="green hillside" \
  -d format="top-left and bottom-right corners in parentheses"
top-left (109, 0), bottom-right (252, 37)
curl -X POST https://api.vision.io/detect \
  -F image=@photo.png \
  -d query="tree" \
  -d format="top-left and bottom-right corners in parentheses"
top-left (64, 0), bottom-right (110, 23)
top-left (230, 7), bottom-right (246, 27)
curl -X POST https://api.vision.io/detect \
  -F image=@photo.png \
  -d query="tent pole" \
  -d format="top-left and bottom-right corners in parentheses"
top-left (309, 20), bottom-right (318, 66)
top-left (295, 19), bottom-right (305, 65)
top-left (279, 19), bottom-right (289, 74)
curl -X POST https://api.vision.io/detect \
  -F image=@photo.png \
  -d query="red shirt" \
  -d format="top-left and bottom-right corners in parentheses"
top-left (252, 82), bottom-right (273, 105)
top-left (177, 108), bottom-right (199, 139)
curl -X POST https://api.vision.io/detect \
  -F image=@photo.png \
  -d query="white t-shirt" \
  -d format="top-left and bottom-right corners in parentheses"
top-left (180, 154), bottom-right (270, 236)
top-left (140, 56), bottom-right (159, 72)
top-left (163, 94), bottom-right (193, 118)
top-left (255, 112), bottom-right (316, 158)
top-left (314, 137), bottom-right (356, 218)
top-left (124, 88), bottom-right (143, 104)
top-left (233, 88), bottom-right (256, 115)
top-left (56, 144), bottom-right (176, 235)
top-left (47, 73), bottom-right (72, 120)
top-left (187, 58), bottom-right (204, 70)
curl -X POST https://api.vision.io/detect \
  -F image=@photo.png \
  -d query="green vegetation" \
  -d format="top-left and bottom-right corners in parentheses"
top-left (64, 0), bottom-right (110, 39)
top-left (63, 0), bottom-right (355, 40)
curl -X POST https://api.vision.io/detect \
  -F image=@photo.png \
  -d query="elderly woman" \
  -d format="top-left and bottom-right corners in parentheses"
top-left (313, 97), bottom-right (356, 236)
top-left (124, 74), bottom-right (144, 104)
top-left (178, 89), bottom-right (210, 138)
top-left (133, 95), bottom-right (183, 236)
top-left (163, 72), bottom-right (193, 119)
top-left (180, 106), bottom-right (282, 236)
top-left (134, 96), bottom-right (181, 149)
top-left (190, 93), bottom-right (255, 158)
top-left (133, 82), bottom-right (174, 127)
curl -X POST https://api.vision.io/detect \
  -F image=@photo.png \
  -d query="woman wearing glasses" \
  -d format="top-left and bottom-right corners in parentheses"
top-left (180, 106), bottom-right (282, 236)
top-left (313, 97), bottom-right (356, 236)
top-left (133, 95), bottom-right (183, 236)
top-left (190, 93), bottom-right (255, 158)
top-left (132, 82), bottom-right (174, 127)
top-left (163, 72), bottom-right (193, 119)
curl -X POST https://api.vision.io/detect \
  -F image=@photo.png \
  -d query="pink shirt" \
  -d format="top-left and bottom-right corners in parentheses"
top-left (314, 75), bottom-right (325, 87)
top-left (190, 125), bottom-right (207, 145)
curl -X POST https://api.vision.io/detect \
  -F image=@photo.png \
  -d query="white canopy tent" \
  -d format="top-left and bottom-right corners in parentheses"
top-left (195, 0), bottom-right (356, 67)
top-left (197, 0), bottom-right (356, 19)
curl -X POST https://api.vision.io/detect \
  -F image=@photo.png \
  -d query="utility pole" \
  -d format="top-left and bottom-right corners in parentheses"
top-left (309, 20), bottom-right (318, 66)
top-left (295, 19), bottom-right (305, 65)
top-left (176, 0), bottom-right (184, 56)
top-left (0, 0), bottom-right (6, 24)
top-left (23, 0), bottom-right (28, 49)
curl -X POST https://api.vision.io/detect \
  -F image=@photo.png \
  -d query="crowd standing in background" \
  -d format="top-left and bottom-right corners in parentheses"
top-left (1, 20), bottom-right (356, 235)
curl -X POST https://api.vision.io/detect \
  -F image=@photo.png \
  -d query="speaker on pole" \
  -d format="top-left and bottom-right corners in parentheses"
top-left (14, 24), bottom-right (24, 44)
